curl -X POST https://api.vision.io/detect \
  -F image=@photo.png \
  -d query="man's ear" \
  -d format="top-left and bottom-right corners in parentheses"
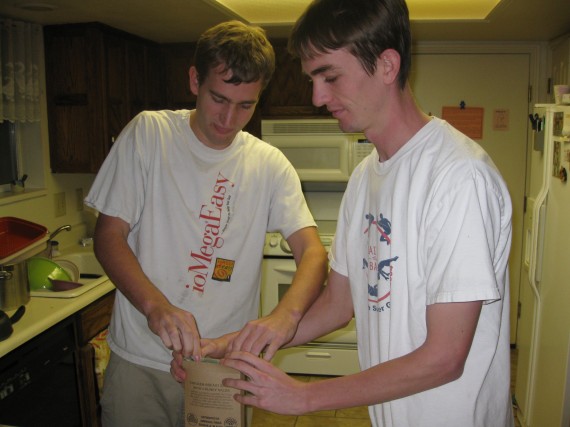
top-left (378, 49), bottom-right (401, 85)
top-left (189, 66), bottom-right (199, 96)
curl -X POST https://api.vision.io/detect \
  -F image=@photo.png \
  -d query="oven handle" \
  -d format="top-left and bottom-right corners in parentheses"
top-left (306, 351), bottom-right (333, 359)
top-left (272, 266), bottom-right (297, 274)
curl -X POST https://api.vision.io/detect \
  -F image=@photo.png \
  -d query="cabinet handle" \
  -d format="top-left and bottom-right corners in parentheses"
top-left (54, 94), bottom-right (88, 105)
top-left (0, 271), bottom-right (13, 280)
top-left (274, 266), bottom-right (297, 274)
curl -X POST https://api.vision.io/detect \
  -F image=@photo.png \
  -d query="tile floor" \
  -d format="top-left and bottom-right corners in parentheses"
top-left (251, 349), bottom-right (521, 426)
top-left (251, 374), bottom-right (371, 427)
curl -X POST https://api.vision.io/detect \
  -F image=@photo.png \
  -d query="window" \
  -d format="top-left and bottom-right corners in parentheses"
top-left (0, 121), bottom-right (17, 185)
top-left (0, 18), bottom-right (43, 195)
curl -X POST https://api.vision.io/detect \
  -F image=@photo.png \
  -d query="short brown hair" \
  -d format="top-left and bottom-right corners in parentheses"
top-left (194, 20), bottom-right (275, 89)
top-left (289, 0), bottom-right (412, 90)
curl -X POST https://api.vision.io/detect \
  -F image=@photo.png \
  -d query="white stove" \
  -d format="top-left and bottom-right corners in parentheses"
top-left (261, 221), bottom-right (360, 376)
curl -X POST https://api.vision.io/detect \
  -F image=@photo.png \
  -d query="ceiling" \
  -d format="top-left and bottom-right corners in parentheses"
top-left (212, 0), bottom-right (502, 24)
top-left (0, 0), bottom-right (569, 44)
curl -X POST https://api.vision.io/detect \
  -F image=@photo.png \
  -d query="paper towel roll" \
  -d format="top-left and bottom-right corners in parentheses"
top-left (554, 85), bottom-right (570, 104)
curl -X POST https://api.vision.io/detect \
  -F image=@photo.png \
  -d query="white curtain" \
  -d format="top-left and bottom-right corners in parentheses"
top-left (0, 18), bottom-right (42, 123)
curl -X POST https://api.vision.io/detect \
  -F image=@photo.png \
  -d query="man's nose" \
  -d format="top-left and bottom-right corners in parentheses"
top-left (312, 82), bottom-right (329, 108)
top-left (220, 104), bottom-right (237, 127)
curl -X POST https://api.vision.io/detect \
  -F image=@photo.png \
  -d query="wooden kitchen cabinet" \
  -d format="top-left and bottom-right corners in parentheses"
top-left (44, 26), bottom-right (328, 174)
top-left (260, 40), bottom-right (329, 117)
top-left (161, 43), bottom-right (197, 110)
top-left (44, 23), bottom-right (163, 173)
top-left (74, 290), bottom-right (115, 427)
top-left (146, 45), bottom-right (165, 111)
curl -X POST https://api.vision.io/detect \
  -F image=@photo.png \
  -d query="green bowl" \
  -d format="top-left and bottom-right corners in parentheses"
top-left (27, 257), bottom-right (72, 291)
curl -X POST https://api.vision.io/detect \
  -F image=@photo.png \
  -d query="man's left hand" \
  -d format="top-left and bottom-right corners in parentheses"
top-left (227, 311), bottom-right (298, 360)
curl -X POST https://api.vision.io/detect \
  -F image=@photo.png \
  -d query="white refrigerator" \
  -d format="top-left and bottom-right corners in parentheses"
top-left (515, 104), bottom-right (570, 427)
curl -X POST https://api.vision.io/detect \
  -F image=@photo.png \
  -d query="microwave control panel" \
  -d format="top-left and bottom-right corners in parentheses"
top-left (352, 137), bottom-right (375, 167)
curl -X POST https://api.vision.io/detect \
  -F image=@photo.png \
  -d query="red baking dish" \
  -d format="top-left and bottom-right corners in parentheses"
top-left (0, 217), bottom-right (49, 265)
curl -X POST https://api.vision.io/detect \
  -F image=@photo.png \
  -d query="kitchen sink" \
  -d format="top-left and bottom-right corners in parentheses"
top-left (30, 251), bottom-right (109, 298)
top-left (55, 252), bottom-right (106, 278)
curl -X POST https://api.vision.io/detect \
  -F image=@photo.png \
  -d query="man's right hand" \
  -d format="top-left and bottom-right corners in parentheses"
top-left (94, 214), bottom-right (202, 358)
top-left (146, 300), bottom-right (202, 359)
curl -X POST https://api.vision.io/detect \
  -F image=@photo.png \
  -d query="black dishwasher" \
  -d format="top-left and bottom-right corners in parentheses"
top-left (0, 317), bottom-right (81, 426)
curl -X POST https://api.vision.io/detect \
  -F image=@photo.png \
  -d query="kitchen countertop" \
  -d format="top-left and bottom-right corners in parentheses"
top-left (0, 249), bottom-right (115, 358)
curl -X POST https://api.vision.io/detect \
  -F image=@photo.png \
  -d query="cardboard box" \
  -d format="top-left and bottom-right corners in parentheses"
top-left (184, 357), bottom-right (245, 427)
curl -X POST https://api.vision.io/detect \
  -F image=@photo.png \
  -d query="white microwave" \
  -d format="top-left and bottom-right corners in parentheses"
top-left (261, 119), bottom-right (374, 182)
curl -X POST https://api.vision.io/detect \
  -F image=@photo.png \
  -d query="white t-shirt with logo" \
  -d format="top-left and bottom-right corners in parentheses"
top-left (85, 110), bottom-right (315, 371)
top-left (330, 118), bottom-right (514, 427)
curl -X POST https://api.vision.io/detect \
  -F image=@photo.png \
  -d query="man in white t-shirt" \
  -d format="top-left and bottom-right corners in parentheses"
top-left (85, 21), bottom-right (327, 426)
top-left (210, 1), bottom-right (515, 426)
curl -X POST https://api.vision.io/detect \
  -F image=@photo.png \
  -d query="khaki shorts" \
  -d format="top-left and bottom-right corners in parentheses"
top-left (101, 352), bottom-right (185, 427)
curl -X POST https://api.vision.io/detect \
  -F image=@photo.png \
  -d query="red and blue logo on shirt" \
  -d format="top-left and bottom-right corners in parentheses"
top-left (363, 212), bottom-right (398, 307)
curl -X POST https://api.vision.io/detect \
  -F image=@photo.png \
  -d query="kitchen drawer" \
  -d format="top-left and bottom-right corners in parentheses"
top-left (271, 344), bottom-right (360, 376)
top-left (75, 290), bottom-right (115, 344)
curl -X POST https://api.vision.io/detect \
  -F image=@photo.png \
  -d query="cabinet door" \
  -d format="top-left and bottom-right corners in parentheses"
top-left (104, 33), bottom-right (129, 147)
top-left (260, 41), bottom-right (328, 117)
top-left (127, 39), bottom-right (147, 118)
top-left (75, 290), bottom-right (115, 427)
top-left (106, 35), bottom-right (166, 150)
top-left (146, 45), bottom-right (165, 110)
top-left (44, 26), bottom-right (106, 173)
top-left (162, 44), bottom-right (196, 109)
top-left (75, 291), bottom-right (115, 344)
top-left (45, 24), bottom-right (165, 173)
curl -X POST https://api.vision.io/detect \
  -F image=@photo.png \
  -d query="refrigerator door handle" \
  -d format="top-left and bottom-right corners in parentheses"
top-left (534, 203), bottom-right (547, 285)
top-left (528, 106), bottom-right (552, 299)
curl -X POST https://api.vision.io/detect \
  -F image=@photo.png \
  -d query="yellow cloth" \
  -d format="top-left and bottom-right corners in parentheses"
top-left (90, 329), bottom-right (110, 394)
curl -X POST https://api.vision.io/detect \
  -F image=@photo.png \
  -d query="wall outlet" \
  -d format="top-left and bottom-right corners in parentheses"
top-left (54, 192), bottom-right (66, 217)
top-left (76, 188), bottom-right (84, 211)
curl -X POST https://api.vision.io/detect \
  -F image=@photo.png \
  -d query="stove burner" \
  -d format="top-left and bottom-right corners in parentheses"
top-left (263, 232), bottom-right (334, 257)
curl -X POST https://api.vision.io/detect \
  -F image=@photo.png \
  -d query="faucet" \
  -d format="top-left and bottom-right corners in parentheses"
top-left (49, 224), bottom-right (72, 242)
top-left (43, 224), bottom-right (71, 258)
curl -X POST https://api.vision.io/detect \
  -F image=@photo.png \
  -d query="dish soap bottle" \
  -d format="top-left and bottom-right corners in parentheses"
top-left (48, 240), bottom-right (61, 258)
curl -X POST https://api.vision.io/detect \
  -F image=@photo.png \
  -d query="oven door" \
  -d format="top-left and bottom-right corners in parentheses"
top-left (261, 258), bottom-right (360, 376)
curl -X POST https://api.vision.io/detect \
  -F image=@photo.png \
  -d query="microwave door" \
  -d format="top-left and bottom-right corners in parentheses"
top-left (265, 135), bottom-right (350, 182)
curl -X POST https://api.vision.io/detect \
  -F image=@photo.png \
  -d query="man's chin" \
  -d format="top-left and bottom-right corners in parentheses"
top-left (335, 117), bottom-right (358, 134)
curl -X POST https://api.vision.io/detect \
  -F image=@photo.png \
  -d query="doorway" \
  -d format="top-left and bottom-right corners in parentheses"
top-left (410, 51), bottom-right (531, 344)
